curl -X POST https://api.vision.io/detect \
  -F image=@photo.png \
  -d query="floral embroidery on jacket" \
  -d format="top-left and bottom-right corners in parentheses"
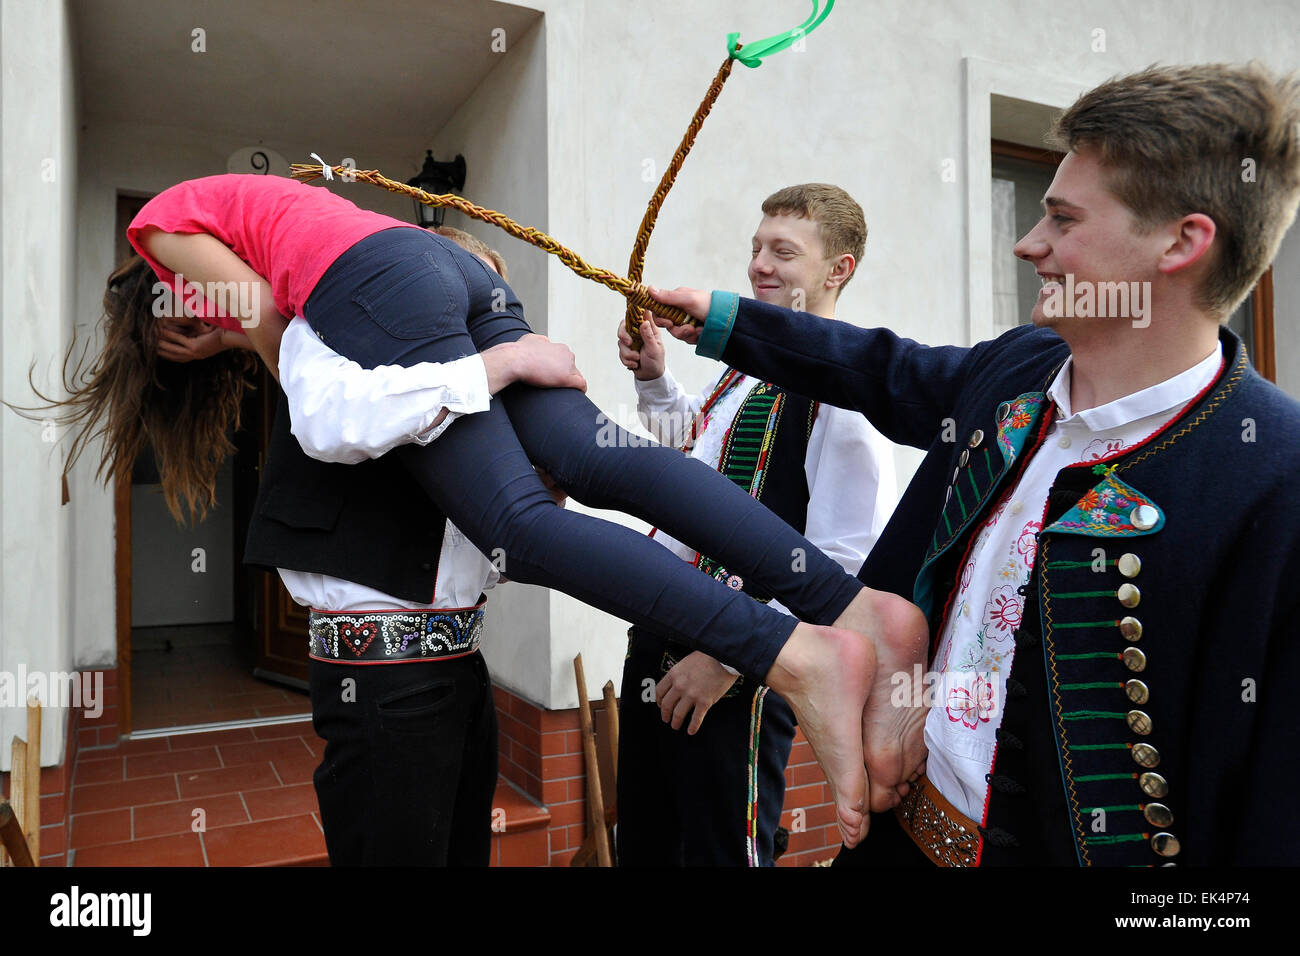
top-left (1015, 520), bottom-right (1042, 567)
top-left (984, 584), bottom-right (1024, 634)
top-left (996, 394), bottom-right (1046, 460)
top-left (1083, 437), bottom-right (1127, 460)
top-left (947, 675), bottom-right (996, 729)
top-left (1046, 472), bottom-right (1162, 536)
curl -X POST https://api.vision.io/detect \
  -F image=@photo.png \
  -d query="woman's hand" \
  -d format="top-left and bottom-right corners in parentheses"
top-left (139, 229), bottom-right (288, 380)
top-left (156, 318), bottom-right (230, 363)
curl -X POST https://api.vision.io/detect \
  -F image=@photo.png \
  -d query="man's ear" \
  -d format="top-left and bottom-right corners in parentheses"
top-left (826, 253), bottom-right (855, 290)
top-left (1157, 213), bottom-right (1216, 276)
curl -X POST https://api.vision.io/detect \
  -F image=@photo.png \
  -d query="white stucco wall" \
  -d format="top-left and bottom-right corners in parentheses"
top-left (0, 0), bottom-right (79, 769)
top-left (428, 17), bottom-right (556, 706)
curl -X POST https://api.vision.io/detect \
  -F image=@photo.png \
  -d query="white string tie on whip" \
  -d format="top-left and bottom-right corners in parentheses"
top-left (309, 153), bottom-right (333, 181)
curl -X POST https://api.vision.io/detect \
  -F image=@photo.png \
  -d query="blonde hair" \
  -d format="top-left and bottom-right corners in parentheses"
top-left (761, 183), bottom-right (867, 290)
top-left (434, 225), bottom-right (509, 280)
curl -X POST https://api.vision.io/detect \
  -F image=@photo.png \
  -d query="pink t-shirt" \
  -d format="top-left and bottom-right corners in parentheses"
top-left (127, 174), bottom-right (421, 332)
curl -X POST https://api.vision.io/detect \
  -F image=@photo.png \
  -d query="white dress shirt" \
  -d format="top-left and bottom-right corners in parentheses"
top-left (279, 317), bottom-right (490, 465)
top-left (274, 317), bottom-right (498, 612)
top-left (635, 365), bottom-right (898, 624)
top-left (924, 344), bottom-right (1224, 820)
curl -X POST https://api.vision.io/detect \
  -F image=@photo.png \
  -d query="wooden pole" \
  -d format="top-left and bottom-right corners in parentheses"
top-left (9, 737), bottom-right (26, 868)
top-left (0, 801), bottom-right (34, 868)
top-left (115, 468), bottom-right (134, 735)
top-left (572, 654), bottom-right (611, 867)
top-left (1251, 266), bottom-right (1276, 383)
top-left (25, 699), bottom-right (40, 863)
top-left (602, 680), bottom-right (619, 792)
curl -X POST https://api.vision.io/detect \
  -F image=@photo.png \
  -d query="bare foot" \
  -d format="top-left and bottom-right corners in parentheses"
top-left (834, 588), bottom-right (932, 812)
top-left (765, 623), bottom-right (876, 849)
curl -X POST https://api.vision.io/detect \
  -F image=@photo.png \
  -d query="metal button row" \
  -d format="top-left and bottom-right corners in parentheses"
top-left (946, 429), bottom-right (990, 507)
top-left (1114, 608), bottom-right (1178, 858)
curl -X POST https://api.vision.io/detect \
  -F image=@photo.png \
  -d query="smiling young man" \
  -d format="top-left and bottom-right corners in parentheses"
top-left (615, 185), bottom-right (897, 866)
top-left (649, 64), bottom-right (1300, 866)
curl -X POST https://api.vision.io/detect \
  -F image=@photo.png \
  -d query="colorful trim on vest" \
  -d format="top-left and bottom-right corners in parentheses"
top-left (745, 685), bottom-right (770, 867)
top-left (695, 378), bottom-right (792, 588)
top-left (1044, 472), bottom-right (1164, 537)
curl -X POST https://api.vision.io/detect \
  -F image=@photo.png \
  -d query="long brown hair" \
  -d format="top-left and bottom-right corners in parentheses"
top-left (11, 255), bottom-right (256, 524)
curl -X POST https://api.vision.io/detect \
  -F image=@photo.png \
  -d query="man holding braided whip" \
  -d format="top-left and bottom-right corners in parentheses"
top-left (650, 63), bottom-right (1300, 866)
top-left (616, 184), bottom-right (897, 866)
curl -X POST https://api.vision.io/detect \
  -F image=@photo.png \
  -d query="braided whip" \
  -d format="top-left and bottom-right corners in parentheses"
top-left (290, 164), bottom-right (698, 327)
top-left (622, 53), bottom-right (737, 345)
top-left (293, 3), bottom-right (836, 340)
top-left (623, 1), bottom-right (835, 345)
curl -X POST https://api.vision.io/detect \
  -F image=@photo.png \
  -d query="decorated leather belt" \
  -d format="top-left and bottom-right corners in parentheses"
top-left (308, 601), bottom-right (485, 664)
top-left (894, 774), bottom-right (981, 867)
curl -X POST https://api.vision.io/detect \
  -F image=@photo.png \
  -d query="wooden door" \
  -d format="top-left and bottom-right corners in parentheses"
top-left (113, 194), bottom-right (150, 734)
top-left (249, 371), bottom-right (311, 687)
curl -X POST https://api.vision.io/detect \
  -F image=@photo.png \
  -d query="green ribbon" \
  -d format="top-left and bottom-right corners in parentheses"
top-left (727, 1), bottom-right (835, 67)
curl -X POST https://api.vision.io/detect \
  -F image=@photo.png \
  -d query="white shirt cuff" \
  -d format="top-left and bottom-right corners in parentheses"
top-left (633, 368), bottom-right (683, 408)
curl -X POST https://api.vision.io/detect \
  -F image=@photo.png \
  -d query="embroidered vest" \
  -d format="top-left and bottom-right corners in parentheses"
top-left (688, 370), bottom-right (819, 603)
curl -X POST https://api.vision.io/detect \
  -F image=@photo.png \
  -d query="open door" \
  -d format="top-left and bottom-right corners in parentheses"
top-left (249, 370), bottom-right (311, 688)
top-left (255, 572), bottom-right (312, 688)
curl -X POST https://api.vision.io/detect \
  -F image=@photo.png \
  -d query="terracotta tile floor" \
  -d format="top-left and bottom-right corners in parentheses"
top-left (74, 627), bottom-right (551, 865)
top-left (130, 624), bottom-right (310, 730)
top-left (69, 720), bottom-right (329, 866)
top-left (68, 719), bottom-right (548, 866)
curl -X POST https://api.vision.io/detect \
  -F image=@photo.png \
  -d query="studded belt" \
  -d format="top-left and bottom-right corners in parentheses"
top-left (308, 600), bottom-right (485, 664)
top-left (894, 774), bottom-right (981, 867)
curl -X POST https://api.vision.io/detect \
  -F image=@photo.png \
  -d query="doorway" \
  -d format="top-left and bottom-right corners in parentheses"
top-left (112, 194), bottom-right (310, 735)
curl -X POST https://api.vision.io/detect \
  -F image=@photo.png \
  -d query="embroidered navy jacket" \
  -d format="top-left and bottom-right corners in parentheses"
top-left (698, 293), bottom-right (1300, 866)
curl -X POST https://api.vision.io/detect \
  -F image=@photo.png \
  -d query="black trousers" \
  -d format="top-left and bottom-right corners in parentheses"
top-left (616, 629), bottom-right (796, 866)
top-left (831, 809), bottom-right (933, 867)
top-left (308, 651), bottom-right (498, 866)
